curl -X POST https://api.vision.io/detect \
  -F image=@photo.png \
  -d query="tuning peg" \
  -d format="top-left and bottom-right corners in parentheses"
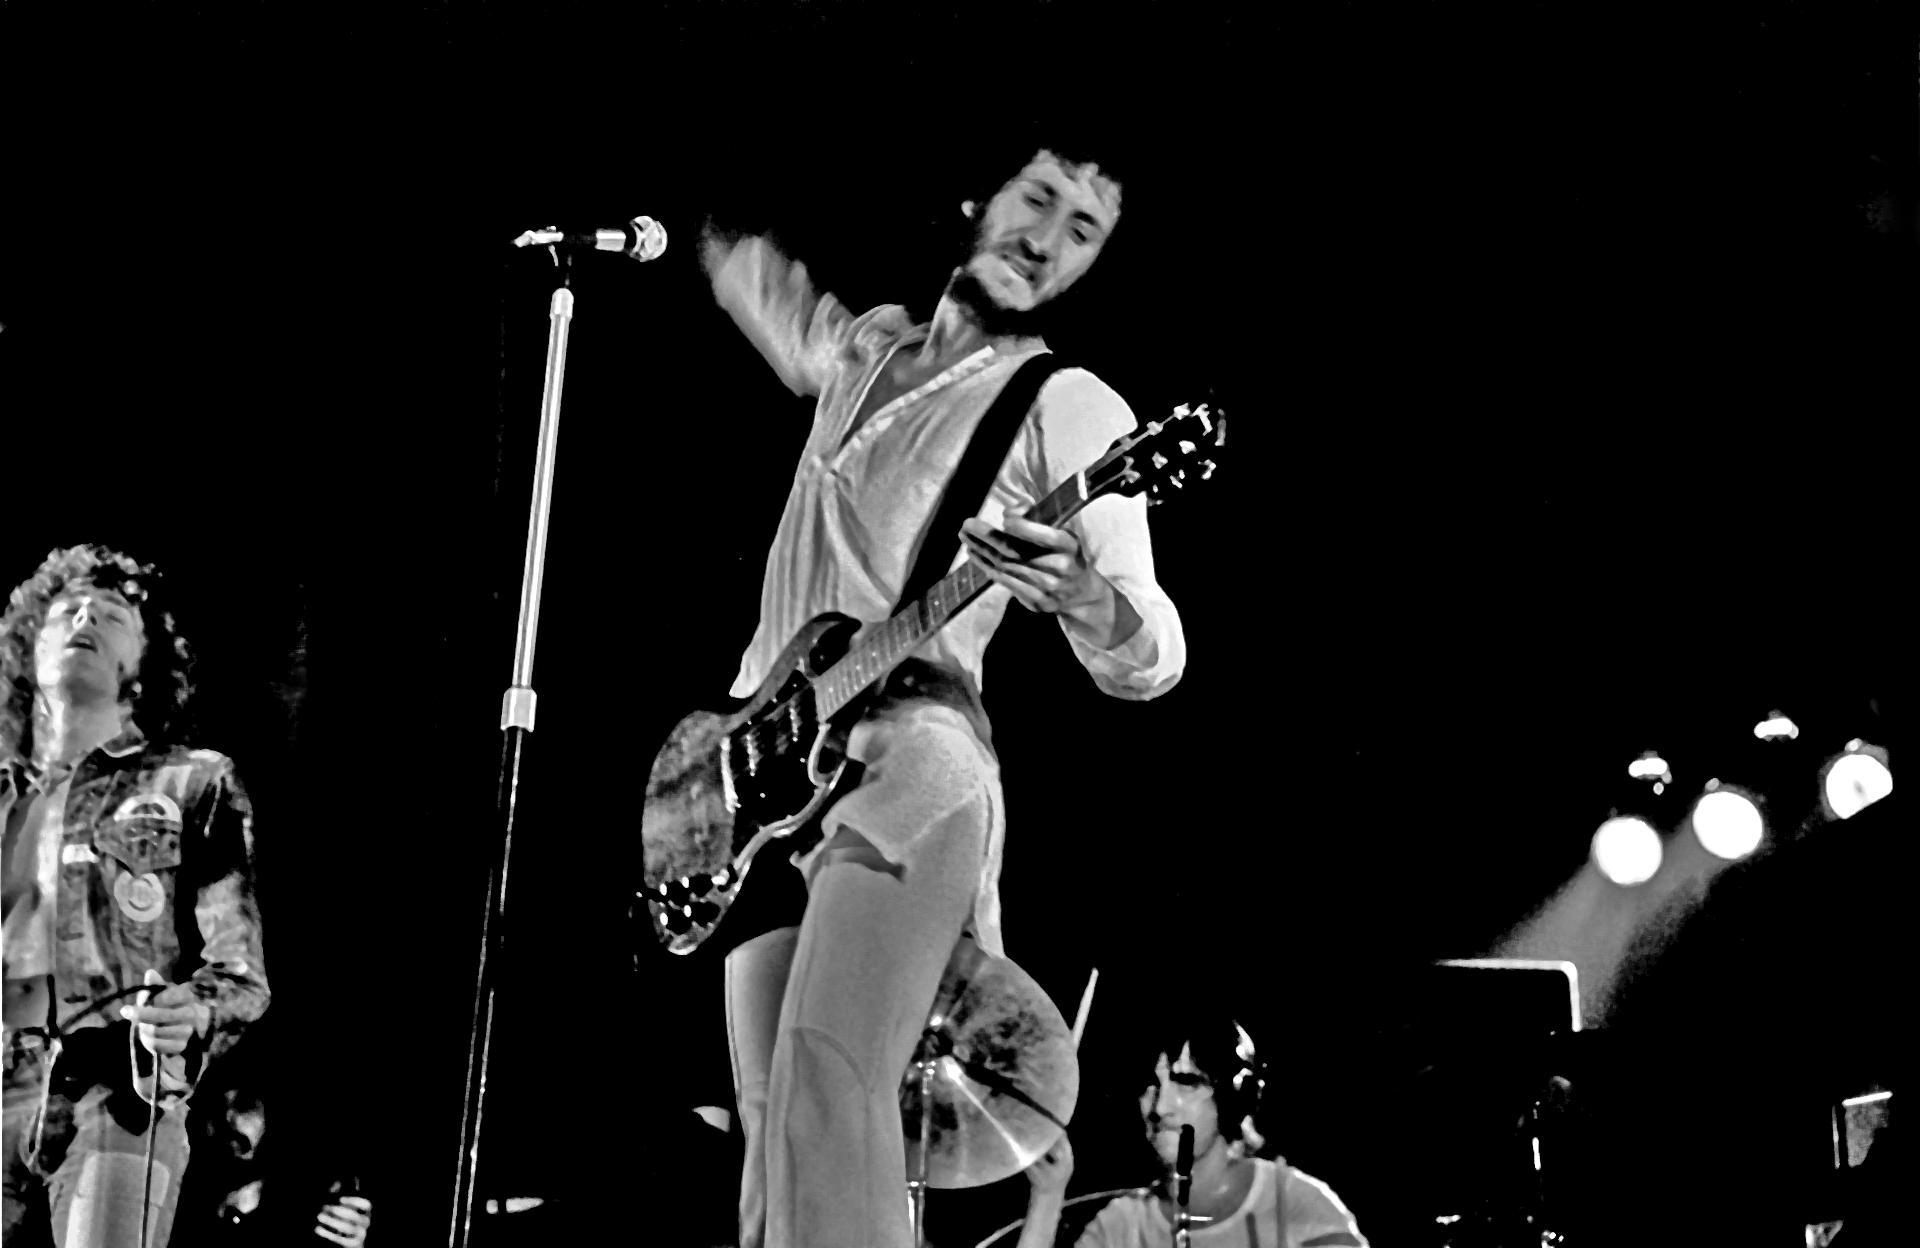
top-left (1178, 440), bottom-right (1196, 455)
top-left (1197, 410), bottom-right (1215, 435)
top-left (1151, 451), bottom-right (1168, 469)
top-left (1169, 473), bottom-right (1185, 488)
top-left (1201, 461), bottom-right (1216, 480)
top-left (1173, 403), bottom-right (1191, 417)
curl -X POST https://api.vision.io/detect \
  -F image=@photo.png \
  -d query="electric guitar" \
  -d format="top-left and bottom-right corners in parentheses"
top-left (638, 403), bottom-right (1225, 954)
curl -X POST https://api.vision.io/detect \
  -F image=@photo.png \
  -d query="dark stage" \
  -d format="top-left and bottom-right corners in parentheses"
top-left (2, 3), bottom-right (1912, 1245)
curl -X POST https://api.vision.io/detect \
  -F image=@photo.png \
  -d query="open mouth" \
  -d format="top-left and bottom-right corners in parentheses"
top-left (995, 253), bottom-right (1039, 286)
top-left (67, 637), bottom-right (99, 653)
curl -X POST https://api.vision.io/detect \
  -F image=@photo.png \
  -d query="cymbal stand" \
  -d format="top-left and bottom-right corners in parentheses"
top-left (908, 1022), bottom-right (940, 1248)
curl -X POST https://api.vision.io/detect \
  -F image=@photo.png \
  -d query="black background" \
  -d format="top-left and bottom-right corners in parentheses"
top-left (2, 2), bottom-right (1913, 1245)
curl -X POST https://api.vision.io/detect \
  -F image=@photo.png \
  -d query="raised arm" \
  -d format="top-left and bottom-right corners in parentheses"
top-left (1016, 1134), bottom-right (1073, 1248)
top-left (703, 230), bottom-right (857, 398)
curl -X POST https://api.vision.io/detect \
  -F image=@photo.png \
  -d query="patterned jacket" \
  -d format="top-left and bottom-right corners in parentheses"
top-left (1, 723), bottom-right (269, 1082)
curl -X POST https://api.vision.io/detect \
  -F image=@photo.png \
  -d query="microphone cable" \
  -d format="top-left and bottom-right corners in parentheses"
top-left (11, 979), bottom-right (190, 1248)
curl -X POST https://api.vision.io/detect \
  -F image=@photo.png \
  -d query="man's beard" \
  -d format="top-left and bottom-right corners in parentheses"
top-left (945, 263), bottom-right (1056, 341)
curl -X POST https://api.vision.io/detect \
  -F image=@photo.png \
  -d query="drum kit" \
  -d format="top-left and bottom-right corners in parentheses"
top-left (848, 944), bottom-right (1594, 1248)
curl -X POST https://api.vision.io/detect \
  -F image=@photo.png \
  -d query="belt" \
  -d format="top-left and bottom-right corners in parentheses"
top-left (4, 1022), bottom-right (125, 1087)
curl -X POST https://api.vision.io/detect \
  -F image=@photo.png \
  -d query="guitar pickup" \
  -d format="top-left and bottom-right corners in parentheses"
top-left (718, 739), bottom-right (741, 813)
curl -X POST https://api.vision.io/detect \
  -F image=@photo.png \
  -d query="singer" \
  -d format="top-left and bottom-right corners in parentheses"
top-left (1017, 1016), bottom-right (1368, 1247)
top-left (1, 546), bottom-right (269, 1247)
top-left (705, 135), bottom-right (1186, 1248)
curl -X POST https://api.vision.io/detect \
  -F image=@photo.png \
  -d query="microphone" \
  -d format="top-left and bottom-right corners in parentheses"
top-left (511, 216), bottom-right (667, 262)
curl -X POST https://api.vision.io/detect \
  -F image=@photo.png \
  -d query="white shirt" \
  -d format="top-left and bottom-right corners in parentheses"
top-left (1, 773), bottom-right (75, 982)
top-left (709, 237), bottom-right (1186, 707)
top-left (1077, 1160), bottom-right (1370, 1248)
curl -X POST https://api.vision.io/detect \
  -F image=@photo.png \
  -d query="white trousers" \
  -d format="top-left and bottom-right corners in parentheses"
top-left (725, 705), bottom-right (996, 1248)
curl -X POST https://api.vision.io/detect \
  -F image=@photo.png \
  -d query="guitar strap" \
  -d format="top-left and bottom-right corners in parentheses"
top-left (894, 351), bottom-right (1071, 611)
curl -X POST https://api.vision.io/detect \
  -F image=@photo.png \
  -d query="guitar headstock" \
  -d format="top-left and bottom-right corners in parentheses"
top-left (1091, 402), bottom-right (1227, 506)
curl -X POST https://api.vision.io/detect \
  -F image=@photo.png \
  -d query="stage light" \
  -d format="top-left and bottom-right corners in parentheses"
top-left (1592, 816), bottom-right (1662, 885)
top-left (1626, 752), bottom-right (1672, 794)
top-left (1691, 783), bottom-right (1764, 860)
top-left (1822, 740), bottom-right (1892, 820)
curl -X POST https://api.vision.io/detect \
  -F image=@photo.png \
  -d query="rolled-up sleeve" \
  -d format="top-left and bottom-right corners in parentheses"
top-left (706, 235), bottom-right (859, 398)
top-left (186, 756), bottom-right (269, 1069)
top-left (1029, 369), bottom-right (1187, 700)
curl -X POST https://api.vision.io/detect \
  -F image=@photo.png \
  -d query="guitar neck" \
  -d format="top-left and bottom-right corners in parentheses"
top-left (813, 472), bottom-right (1091, 719)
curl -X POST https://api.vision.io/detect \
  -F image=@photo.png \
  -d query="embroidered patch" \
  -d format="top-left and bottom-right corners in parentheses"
top-left (113, 793), bottom-right (182, 827)
top-left (113, 872), bottom-right (166, 922)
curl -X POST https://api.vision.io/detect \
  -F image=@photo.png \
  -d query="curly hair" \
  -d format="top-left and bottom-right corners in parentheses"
top-left (0, 544), bottom-right (195, 761)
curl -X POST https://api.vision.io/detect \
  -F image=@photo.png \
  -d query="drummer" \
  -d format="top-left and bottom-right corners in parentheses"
top-left (1015, 1015), bottom-right (1368, 1247)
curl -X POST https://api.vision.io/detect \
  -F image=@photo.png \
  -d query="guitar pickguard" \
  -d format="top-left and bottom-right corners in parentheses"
top-left (639, 613), bottom-right (863, 952)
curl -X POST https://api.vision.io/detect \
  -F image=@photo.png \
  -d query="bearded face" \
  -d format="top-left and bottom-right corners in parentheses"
top-left (950, 150), bottom-right (1120, 334)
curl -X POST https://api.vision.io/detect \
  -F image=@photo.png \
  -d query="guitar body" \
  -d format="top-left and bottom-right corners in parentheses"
top-left (640, 613), bottom-right (864, 954)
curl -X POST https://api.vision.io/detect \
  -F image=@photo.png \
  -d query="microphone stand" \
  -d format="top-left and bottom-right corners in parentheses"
top-left (447, 246), bottom-right (577, 1248)
top-left (1173, 1124), bottom-right (1195, 1248)
top-left (1519, 1074), bottom-right (1571, 1247)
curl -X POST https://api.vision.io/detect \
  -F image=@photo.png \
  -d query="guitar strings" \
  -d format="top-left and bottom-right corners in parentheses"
top-left (726, 462), bottom-right (1122, 762)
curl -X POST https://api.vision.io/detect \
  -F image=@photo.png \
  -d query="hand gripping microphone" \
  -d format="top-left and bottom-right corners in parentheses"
top-left (511, 216), bottom-right (667, 262)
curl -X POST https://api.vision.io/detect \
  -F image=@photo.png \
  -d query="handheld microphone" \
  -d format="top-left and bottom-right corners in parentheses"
top-left (511, 216), bottom-right (667, 262)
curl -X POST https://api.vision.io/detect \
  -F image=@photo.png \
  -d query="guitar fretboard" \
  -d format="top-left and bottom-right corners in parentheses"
top-left (812, 472), bottom-right (1089, 719)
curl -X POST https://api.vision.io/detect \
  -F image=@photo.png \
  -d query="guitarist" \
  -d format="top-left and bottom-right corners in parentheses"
top-left (2, 546), bottom-right (270, 1246)
top-left (703, 141), bottom-right (1185, 1248)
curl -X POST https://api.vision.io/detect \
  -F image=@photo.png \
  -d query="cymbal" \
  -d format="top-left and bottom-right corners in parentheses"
top-left (901, 937), bottom-right (1080, 1190)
